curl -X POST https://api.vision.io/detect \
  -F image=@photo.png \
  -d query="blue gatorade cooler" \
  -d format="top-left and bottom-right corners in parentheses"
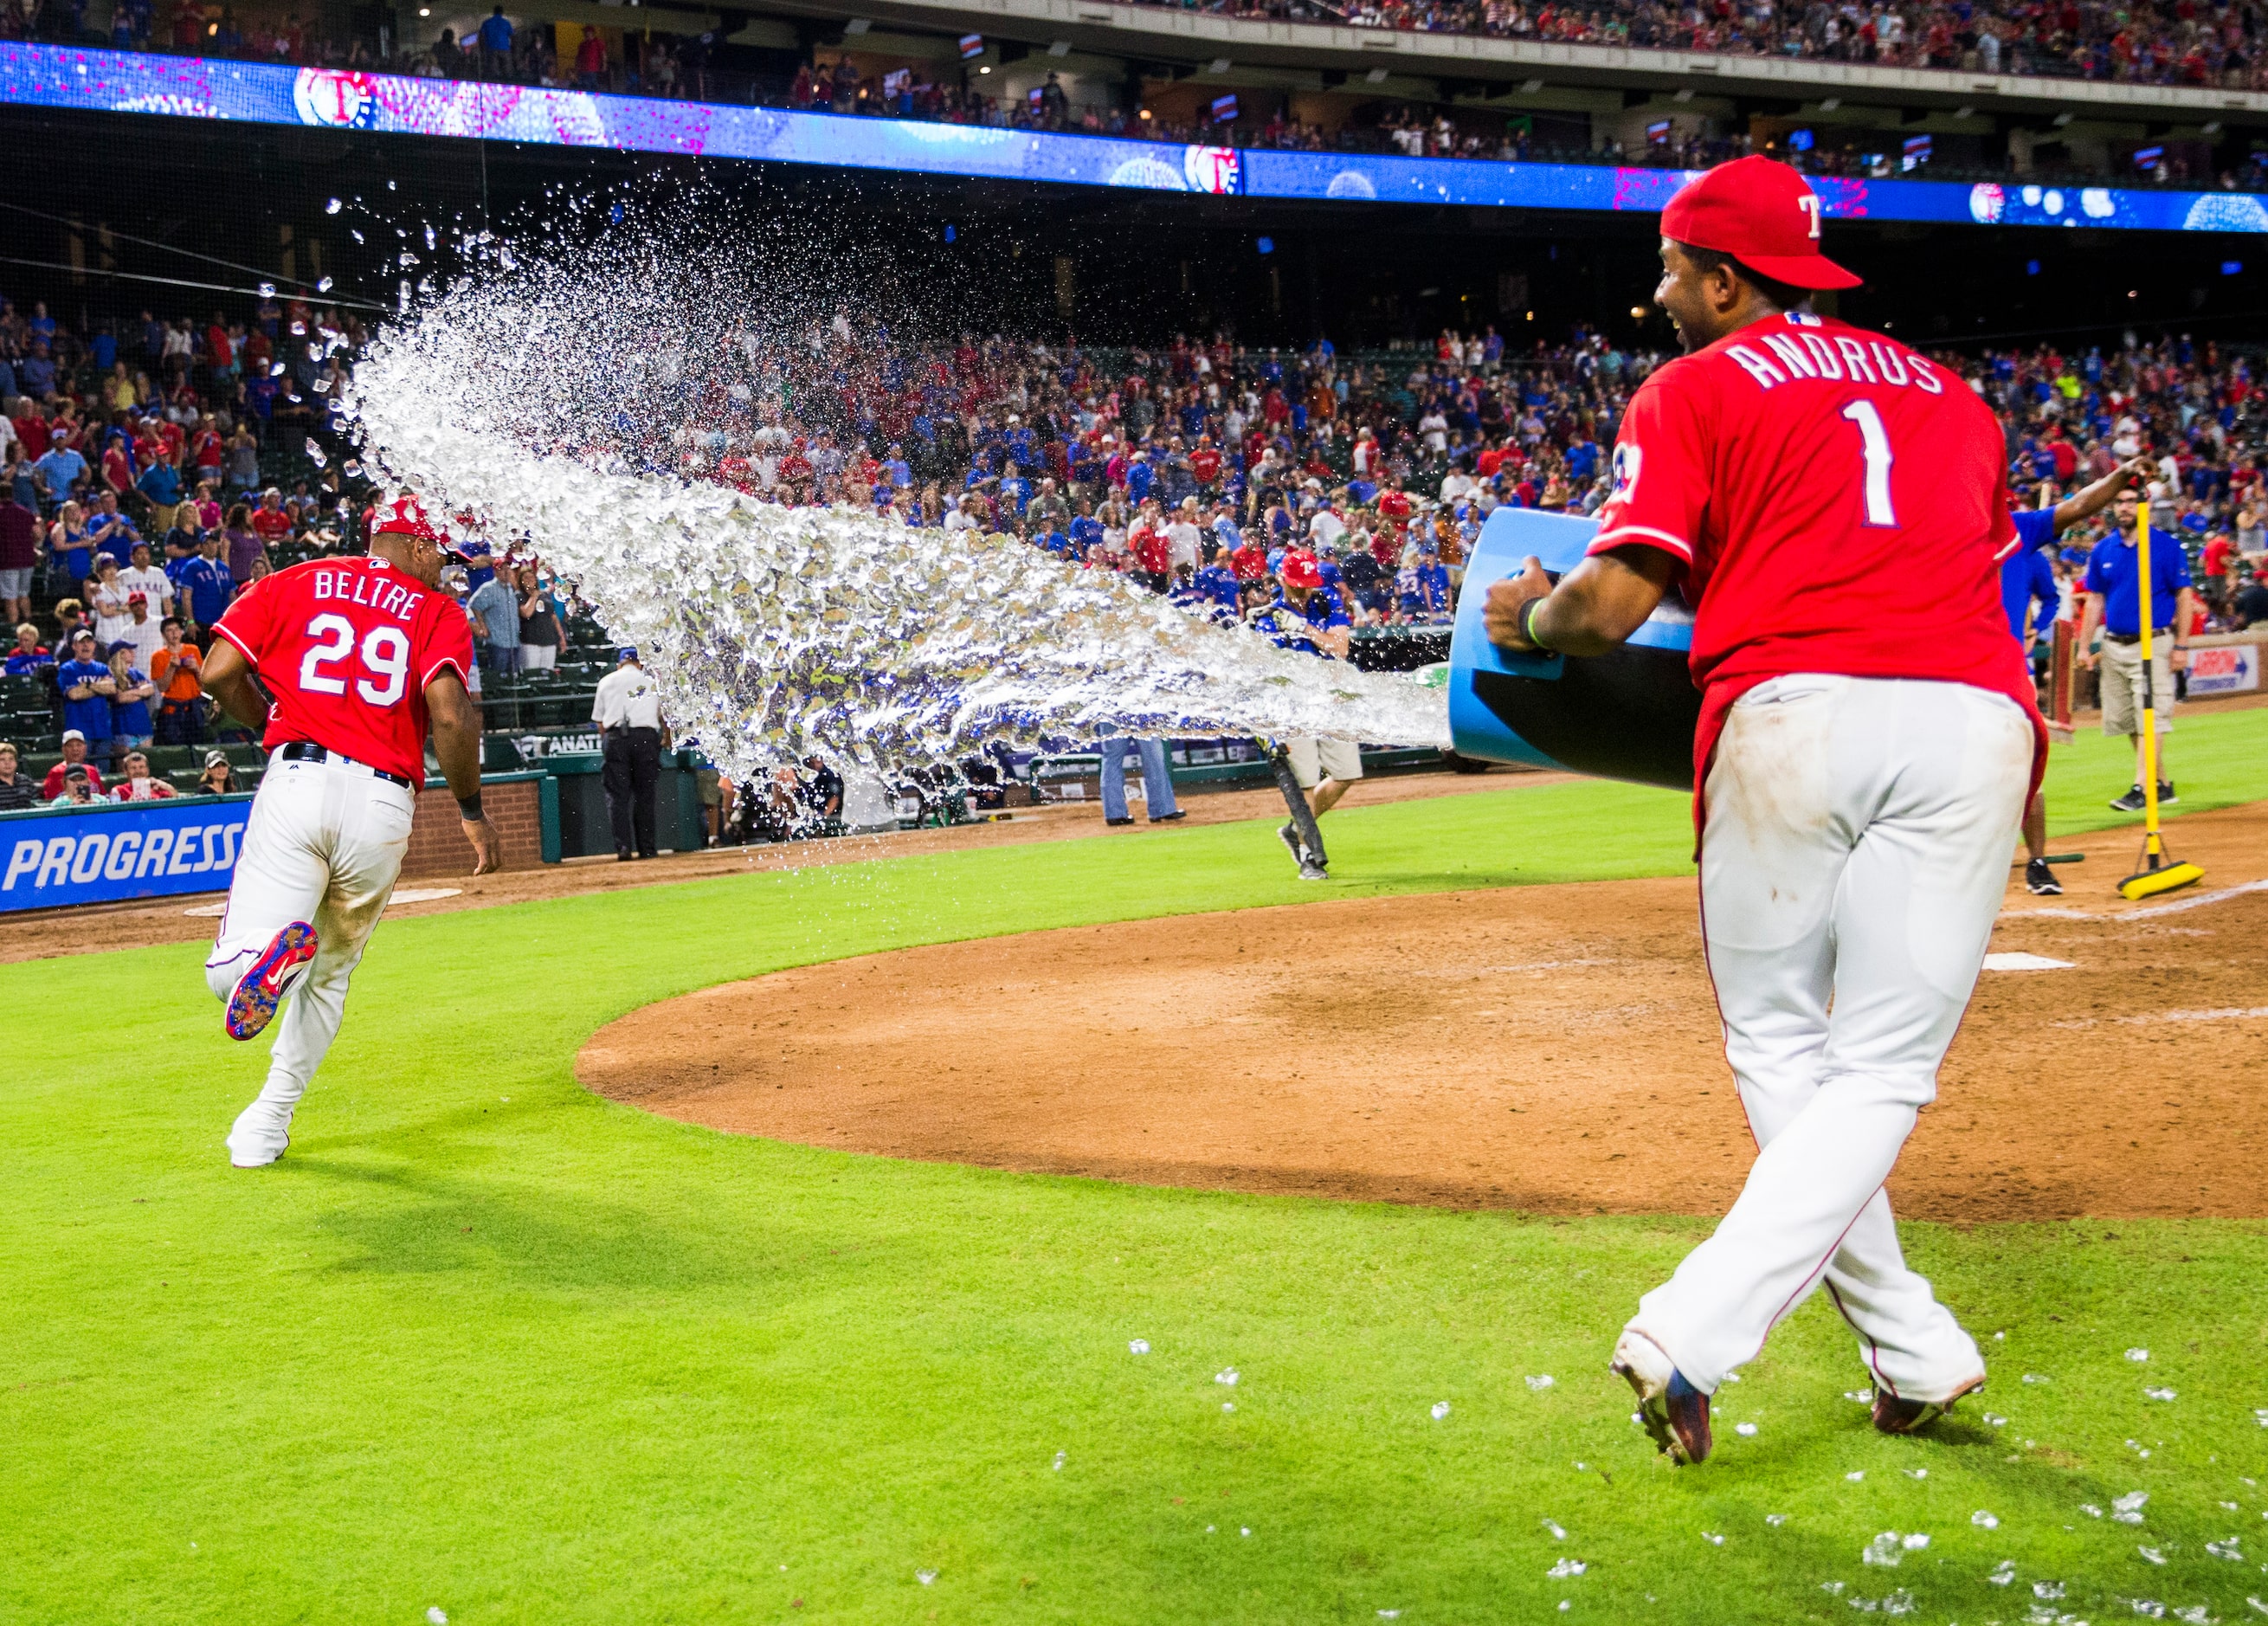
top-left (1446, 507), bottom-right (1702, 791)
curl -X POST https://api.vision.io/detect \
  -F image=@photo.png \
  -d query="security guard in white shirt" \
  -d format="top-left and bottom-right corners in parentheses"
top-left (591, 646), bottom-right (669, 860)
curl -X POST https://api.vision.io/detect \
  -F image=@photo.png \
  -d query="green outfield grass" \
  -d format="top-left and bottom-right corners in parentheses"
top-left (3, 706), bottom-right (2265, 1625)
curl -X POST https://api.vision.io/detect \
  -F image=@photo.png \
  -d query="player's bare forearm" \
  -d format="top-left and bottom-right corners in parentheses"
top-left (1484, 545), bottom-right (1678, 658)
top-left (424, 670), bottom-right (486, 799)
top-left (2052, 456), bottom-right (2152, 532)
top-left (197, 637), bottom-right (274, 732)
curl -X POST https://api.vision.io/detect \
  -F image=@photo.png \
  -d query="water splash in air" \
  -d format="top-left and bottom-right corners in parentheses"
top-left (338, 233), bottom-right (1447, 789)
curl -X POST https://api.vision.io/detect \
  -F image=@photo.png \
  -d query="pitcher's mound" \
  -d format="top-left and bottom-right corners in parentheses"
top-left (579, 803), bottom-right (2268, 1222)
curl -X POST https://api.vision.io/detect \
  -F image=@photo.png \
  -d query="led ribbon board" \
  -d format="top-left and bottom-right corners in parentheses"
top-left (7, 43), bottom-right (2265, 232)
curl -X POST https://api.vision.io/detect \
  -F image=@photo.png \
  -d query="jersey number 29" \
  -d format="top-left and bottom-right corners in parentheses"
top-left (300, 612), bottom-right (410, 706)
top-left (1840, 400), bottom-right (1898, 527)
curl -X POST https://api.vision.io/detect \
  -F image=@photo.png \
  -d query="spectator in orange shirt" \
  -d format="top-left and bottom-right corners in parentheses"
top-left (151, 616), bottom-right (207, 745)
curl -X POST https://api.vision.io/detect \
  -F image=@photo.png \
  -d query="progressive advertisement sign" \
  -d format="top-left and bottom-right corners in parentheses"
top-left (4, 42), bottom-right (2264, 231)
top-left (0, 794), bottom-right (252, 913)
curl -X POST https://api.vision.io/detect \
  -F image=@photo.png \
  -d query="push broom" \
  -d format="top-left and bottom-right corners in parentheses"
top-left (2116, 497), bottom-right (2205, 900)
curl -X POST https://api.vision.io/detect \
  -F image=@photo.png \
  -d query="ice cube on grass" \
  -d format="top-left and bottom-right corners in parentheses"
top-left (2132, 1603), bottom-right (2166, 1619)
top-left (1767, 1514), bottom-right (1788, 1526)
top-left (1548, 1558), bottom-right (1587, 1578)
top-left (2128, 1348), bottom-right (2151, 1362)
top-left (427, 1612), bottom-right (448, 1625)
top-left (1863, 1533), bottom-right (1905, 1567)
top-left (1431, 1402), bottom-right (1451, 1421)
top-left (1903, 1534), bottom-right (1930, 1552)
top-left (1128, 1339), bottom-right (1150, 1355)
top-left (2145, 1386), bottom-right (2179, 1401)
top-left (1736, 1423), bottom-right (1758, 1437)
top-left (1974, 1511), bottom-right (2002, 1530)
top-left (2116, 1492), bottom-right (2150, 1526)
top-left (915, 1570), bottom-right (937, 1586)
top-left (1701, 1532), bottom-right (1724, 1546)
top-left (1215, 1368), bottom-right (1238, 1386)
top-left (1847, 1471), bottom-right (1866, 1482)
top-left (1526, 1374), bottom-right (1555, 1391)
top-left (1905, 1468), bottom-right (1928, 1480)
top-left (2035, 1580), bottom-right (2066, 1599)
top-left (2023, 1373), bottom-right (2052, 1384)
top-left (2207, 1538), bottom-right (2245, 1559)
top-left (2140, 1545), bottom-right (2169, 1565)
top-left (1988, 1560), bottom-right (2018, 1586)
top-left (1542, 1520), bottom-right (1567, 1541)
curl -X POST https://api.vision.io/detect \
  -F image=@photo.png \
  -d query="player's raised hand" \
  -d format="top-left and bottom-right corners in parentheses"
top-left (1484, 556), bottom-right (1553, 651)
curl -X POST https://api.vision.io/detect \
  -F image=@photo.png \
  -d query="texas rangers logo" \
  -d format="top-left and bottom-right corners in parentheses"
top-left (1182, 145), bottom-right (1242, 196)
top-left (293, 69), bottom-right (382, 130)
top-left (1610, 441), bottom-right (1641, 501)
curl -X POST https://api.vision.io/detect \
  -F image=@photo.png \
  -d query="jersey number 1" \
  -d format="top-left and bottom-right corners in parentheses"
top-left (1840, 400), bottom-right (1898, 527)
top-left (300, 612), bottom-right (410, 706)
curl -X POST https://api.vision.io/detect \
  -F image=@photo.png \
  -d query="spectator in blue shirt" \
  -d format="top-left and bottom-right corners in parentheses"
top-left (477, 4), bottom-right (514, 69)
top-left (20, 342), bottom-right (55, 398)
top-left (2078, 485), bottom-right (2200, 812)
top-left (34, 442), bottom-right (87, 510)
top-left (137, 456), bottom-right (184, 511)
top-left (86, 493), bottom-right (140, 558)
top-left (469, 567), bottom-right (521, 676)
top-left (106, 642), bottom-right (156, 752)
top-left (176, 532), bottom-right (235, 630)
top-left (56, 630), bottom-right (116, 764)
top-left (997, 469), bottom-right (1031, 516)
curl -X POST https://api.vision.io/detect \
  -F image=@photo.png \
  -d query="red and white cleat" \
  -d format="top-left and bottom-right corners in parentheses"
top-left (224, 921), bottom-right (319, 1042)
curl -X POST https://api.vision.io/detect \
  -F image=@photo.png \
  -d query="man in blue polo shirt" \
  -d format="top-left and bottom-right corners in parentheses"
top-left (2078, 484), bottom-right (2199, 814)
top-left (2002, 456), bottom-right (2149, 889)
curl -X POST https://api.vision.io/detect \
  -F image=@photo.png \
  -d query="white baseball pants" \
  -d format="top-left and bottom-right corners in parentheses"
top-left (1627, 674), bottom-right (2033, 1403)
top-left (204, 752), bottom-right (416, 1121)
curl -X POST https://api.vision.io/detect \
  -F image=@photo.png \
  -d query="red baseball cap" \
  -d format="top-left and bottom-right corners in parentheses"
top-left (374, 494), bottom-right (471, 562)
top-left (1659, 156), bottom-right (1862, 291)
top-left (1280, 552), bottom-right (1323, 590)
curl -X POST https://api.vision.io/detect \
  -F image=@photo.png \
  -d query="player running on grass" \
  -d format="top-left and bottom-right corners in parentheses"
top-left (199, 495), bottom-right (499, 1168)
top-left (1485, 157), bottom-right (2045, 1464)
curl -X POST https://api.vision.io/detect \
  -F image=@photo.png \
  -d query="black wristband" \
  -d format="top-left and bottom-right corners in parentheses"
top-left (457, 792), bottom-right (485, 821)
top-left (1519, 595), bottom-right (1553, 652)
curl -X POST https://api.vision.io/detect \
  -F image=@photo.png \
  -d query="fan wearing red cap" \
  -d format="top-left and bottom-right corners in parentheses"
top-left (1480, 156), bottom-right (2043, 1466)
top-left (194, 488), bottom-right (497, 1171)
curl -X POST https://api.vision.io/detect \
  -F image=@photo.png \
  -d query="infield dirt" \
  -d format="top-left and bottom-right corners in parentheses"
top-left (582, 799), bottom-right (2268, 1224)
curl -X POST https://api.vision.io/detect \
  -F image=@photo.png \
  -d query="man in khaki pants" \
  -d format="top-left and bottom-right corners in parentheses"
top-left (2077, 487), bottom-right (2199, 812)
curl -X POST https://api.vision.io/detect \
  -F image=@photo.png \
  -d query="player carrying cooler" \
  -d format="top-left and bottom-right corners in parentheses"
top-left (200, 495), bottom-right (499, 1168)
top-left (1485, 158), bottom-right (2045, 1464)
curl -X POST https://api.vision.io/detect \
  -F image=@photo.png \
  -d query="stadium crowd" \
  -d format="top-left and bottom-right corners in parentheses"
top-left (6, 270), bottom-right (2268, 813)
top-left (16, 1), bottom-right (2267, 188)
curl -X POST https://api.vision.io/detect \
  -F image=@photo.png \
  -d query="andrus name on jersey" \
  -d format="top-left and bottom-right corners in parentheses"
top-left (309, 566), bottom-right (422, 623)
top-left (1721, 329), bottom-right (1949, 396)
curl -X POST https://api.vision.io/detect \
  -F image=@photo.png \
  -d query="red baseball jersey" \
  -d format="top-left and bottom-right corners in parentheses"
top-left (1588, 310), bottom-right (2045, 796)
top-left (214, 555), bottom-right (474, 787)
